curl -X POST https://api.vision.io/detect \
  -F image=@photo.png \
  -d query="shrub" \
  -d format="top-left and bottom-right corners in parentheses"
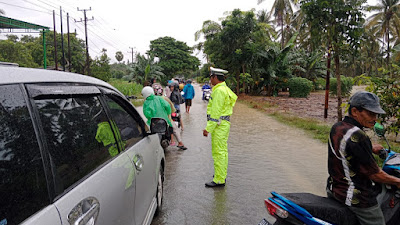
top-left (369, 66), bottom-right (400, 136)
top-left (288, 77), bottom-right (313, 98)
top-left (313, 78), bottom-right (326, 90)
top-left (329, 76), bottom-right (353, 97)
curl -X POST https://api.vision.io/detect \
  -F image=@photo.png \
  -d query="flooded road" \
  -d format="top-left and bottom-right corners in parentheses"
top-left (147, 84), bottom-right (328, 225)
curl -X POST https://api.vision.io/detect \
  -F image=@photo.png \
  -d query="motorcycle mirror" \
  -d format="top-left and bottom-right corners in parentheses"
top-left (374, 122), bottom-right (385, 137)
top-left (150, 118), bottom-right (168, 134)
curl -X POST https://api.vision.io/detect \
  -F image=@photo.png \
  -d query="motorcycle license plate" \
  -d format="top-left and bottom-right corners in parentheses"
top-left (258, 218), bottom-right (272, 225)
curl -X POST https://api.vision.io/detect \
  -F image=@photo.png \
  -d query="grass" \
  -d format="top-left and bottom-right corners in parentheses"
top-left (269, 112), bottom-right (331, 143)
top-left (108, 79), bottom-right (143, 97)
top-left (108, 79), bottom-right (144, 106)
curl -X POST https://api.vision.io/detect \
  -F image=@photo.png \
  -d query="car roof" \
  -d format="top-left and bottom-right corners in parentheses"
top-left (0, 67), bottom-right (120, 93)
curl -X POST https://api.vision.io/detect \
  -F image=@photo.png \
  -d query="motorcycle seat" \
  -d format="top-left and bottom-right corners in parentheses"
top-left (281, 193), bottom-right (359, 225)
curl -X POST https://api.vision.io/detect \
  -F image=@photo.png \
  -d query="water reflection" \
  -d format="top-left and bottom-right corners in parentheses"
top-left (211, 189), bottom-right (227, 225)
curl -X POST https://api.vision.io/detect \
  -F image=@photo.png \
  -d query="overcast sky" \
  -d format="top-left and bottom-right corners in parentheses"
top-left (0, 0), bottom-right (378, 64)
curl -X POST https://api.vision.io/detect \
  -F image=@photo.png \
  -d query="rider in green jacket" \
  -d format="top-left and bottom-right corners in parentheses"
top-left (142, 86), bottom-right (172, 127)
top-left (203, 67), bottom-right (237, 187)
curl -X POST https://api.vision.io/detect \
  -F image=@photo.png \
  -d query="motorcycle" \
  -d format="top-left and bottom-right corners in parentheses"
top-left (203, 89), bottom-right (211, 101)
top-left (150, 117), bottom-right (172, 150)
top-left (171, 110), bottom-right (181, 129)
top-left (259, 123), bottom-right (400, 225)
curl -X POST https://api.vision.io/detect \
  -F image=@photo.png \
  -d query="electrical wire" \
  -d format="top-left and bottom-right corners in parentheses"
top-left (1, 0), bottom-right (127, 58)
top-left (20, 0), bottom-right (53, 12)
top-left (0, 1), bottom-right (52, 14)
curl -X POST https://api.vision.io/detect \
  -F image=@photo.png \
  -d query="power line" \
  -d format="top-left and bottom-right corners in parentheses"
top-left (20, 0), bottom-right (53, 12)
top-left (0, 1), bottom-right (51, 14)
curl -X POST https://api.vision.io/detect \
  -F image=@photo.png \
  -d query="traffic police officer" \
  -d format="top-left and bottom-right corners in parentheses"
top-left (203, 67), bottom-right (238, 187)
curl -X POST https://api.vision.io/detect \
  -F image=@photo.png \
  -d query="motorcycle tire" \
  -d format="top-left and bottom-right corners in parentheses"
top-left (161, 139), bottom-right (169, 150)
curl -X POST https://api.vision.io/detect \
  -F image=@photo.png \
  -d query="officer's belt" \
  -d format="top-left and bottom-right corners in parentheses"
top-left (207, 115), bottom-right (230, 122)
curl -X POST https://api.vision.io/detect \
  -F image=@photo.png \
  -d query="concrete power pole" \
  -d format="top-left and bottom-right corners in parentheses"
top-left (67, 13), bottom-right (72, 72)
top-left (76, 7), bottom-right (94, 75)
top-left (60, 7), bottom-right (65, 71)
top-left (128, 47), bottom-right (136, 65)
top-left (53, 10), bottom-right (58, 70)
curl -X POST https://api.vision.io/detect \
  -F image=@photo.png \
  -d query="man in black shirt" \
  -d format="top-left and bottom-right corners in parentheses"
top-left (327, 91), bottom-right (400, 225)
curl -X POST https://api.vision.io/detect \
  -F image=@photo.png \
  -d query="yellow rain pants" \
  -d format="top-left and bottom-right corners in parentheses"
top-left (205, 81), bottom-right (237, 184)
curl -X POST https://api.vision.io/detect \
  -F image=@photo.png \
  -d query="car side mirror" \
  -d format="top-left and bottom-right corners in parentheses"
top-left (150, 118), bottom-right (168, 134)
top-left (374, 122), bottom-right (385, 137)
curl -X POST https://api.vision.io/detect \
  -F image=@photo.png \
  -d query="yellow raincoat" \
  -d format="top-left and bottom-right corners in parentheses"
top-left (205, 81), bottom-right (237, 184)
top-left (95, 121), bottom-right (119, 157)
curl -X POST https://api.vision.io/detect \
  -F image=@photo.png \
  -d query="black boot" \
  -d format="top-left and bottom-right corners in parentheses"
top-left (205, 181), bottom-right (225, 188)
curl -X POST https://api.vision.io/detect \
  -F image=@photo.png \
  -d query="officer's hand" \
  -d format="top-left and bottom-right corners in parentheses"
top-left (372, 144), bottom-right (385, 155)
top-left (203, 129), bottom-right (209, 137)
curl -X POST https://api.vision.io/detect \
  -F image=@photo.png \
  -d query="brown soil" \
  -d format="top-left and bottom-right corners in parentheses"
top-left (239, 91), bottom-right (349, 125)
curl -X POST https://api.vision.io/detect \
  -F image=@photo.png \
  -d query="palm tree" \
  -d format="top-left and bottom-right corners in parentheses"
top-left (366, 0), bottom-right (400, 66)
top-left (256, 9), bottom-right (278, 42)
top-left (194, 20), bottom-right (222, 63)
top-left (258, 0), bottom-right (296, 48)
top-left (115, 51), bottom-right (124, 63)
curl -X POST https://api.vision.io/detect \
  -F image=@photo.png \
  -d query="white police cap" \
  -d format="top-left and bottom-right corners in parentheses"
top-left (210, 67), bottom-right (228, 76)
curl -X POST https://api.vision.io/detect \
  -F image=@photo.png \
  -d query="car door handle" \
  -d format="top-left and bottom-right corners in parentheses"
top-left (68, 197), bottom-right (100, 225)
top-left (133, 154), bottom-right (144, 171)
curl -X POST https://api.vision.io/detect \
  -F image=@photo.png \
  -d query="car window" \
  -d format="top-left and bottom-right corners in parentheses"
top-left (103, 95), bottom-right (143, 150)
top-left (0, 84), bottom-right (48, 225)
top-left (33, 94), bottom-right (117, 197)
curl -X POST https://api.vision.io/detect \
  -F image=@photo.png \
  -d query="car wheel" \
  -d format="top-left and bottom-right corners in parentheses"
top-left (155, 166), bottom-right (164, 216)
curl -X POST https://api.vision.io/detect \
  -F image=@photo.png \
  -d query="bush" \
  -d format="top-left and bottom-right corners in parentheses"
top-left (288, 77), bottom-right (313, 98)
top-left (329, 75), bottom-right (353, 97)
top-left (313, 78), bottom-right (326, 90)
top-left (369, 66), bottom-right (400, 136)
top-left (112, 70), bottom-right (125, 79)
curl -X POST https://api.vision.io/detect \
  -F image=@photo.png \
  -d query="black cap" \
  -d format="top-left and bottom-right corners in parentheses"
top-left (349, 91), bottom-right (385, 114)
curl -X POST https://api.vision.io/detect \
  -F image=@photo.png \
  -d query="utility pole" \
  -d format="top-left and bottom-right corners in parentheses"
top-left (53, 10), bottom-right (58, 70)
top-left (67, 13), bottom-right (72, 72)
top-left (76, 7), bottom-right (93, 75)
top-left (128, 47), bottom-right (135, 65)
top-left (60, 7), bottom-right (65, 71)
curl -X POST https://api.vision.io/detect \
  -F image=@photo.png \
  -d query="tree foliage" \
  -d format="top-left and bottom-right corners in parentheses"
top-left (301, 0), bottom-right (366, 121)
top-left (115, 51), bottom-right (124, 63)
top-left (203, 9), bottom-right (267, 93)
top-left (91, 49), bottom-right (111, 81)
top-left (148, 36), bottom-right (200, 78)
top-left (131, 53), bottom-right (165, 85)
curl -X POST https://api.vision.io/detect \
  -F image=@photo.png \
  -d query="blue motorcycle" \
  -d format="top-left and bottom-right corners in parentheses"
top-left (259, 123), bottom-right (400, 225)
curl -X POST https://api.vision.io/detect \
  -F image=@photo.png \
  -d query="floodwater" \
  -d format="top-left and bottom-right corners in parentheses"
top-left (145, 84), bottom-right (328, 225)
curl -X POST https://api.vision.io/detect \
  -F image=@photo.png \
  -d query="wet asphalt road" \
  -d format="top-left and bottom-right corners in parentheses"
top-left (144, 84), bottom-right (328, 225)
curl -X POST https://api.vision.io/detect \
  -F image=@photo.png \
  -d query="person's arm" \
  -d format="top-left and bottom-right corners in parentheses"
top-left (182, 85), bottom-right (187, 98)
top-left (369, 169), bottom-right (400, 188)
top-left (205, 89), bottom-right (224, 133)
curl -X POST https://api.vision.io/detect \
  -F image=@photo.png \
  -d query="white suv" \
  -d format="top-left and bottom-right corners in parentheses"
top-left (0, 67), bottom-right (165, 225)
